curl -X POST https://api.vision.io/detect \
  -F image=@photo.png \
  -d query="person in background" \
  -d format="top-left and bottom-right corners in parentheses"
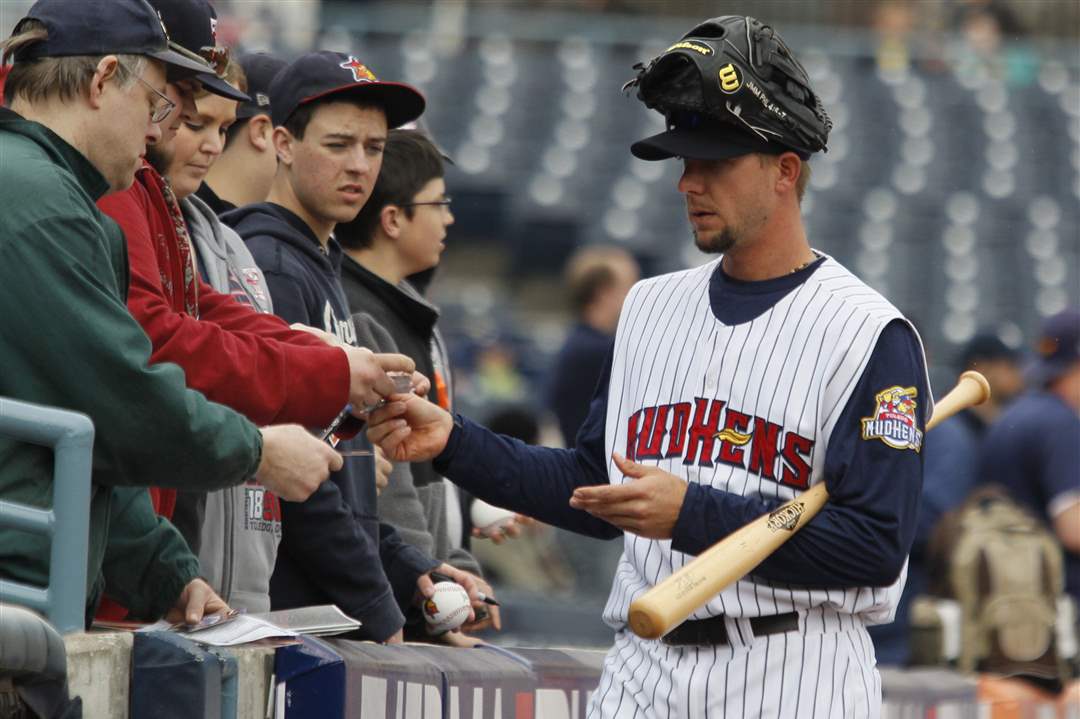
top-left (870, 332), bottom-right (1024, 664)
top-left (979, 309), bottom-right (1080, 604)
top-left (197, 52), bottom-right (285, 215)
top-left (546, 245), bottom-right (639, 447)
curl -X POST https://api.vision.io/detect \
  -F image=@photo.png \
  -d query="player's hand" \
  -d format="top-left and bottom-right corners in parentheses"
top-left (164, 578), bottom-right (230, 626)
top-left (289, 322), bottom-right (343, 347)
top-left (374, 445), bottom-right (392, 495)
top-left (383, 628), bottom-right (403, 644)
top-left (256, 425), bottom-right (343, 501)
top-left (569, 453), bottom-right (688, 539)
top-left (471, 514), bottom-right (535, 544)
top-left (367, 395), bottom-right (453, 462)
top-left (343, 347), bottom-right (416, 409)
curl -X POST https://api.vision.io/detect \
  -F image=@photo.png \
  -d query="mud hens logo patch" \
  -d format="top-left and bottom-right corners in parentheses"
top-left (626, 398), bottom-right (815, 489)
top-left (339, 56), bottom-right (377, 83)
top-left (861, 386), bottom-right (923, 451)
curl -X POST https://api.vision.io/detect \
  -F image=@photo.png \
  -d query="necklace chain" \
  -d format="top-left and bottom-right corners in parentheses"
top-left (790, 251), bottom-right (820, 274)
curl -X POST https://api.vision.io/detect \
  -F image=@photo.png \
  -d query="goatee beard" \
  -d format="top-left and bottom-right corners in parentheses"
top-left (694, 228), bottom-right (737, 255)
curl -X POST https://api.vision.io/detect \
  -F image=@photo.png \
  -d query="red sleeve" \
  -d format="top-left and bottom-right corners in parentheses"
top-left (98, 190), bottom-right (350, 428)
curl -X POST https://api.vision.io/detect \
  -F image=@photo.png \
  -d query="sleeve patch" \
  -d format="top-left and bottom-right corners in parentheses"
top-left (860, 385), bottom-right (923, 452)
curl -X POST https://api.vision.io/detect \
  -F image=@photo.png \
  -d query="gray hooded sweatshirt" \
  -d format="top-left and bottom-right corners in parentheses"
top-left (181, 193), bottom-right (280, 612)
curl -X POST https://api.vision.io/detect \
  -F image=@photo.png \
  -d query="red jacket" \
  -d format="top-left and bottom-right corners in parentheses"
top-left (97, 165), bottom-right (350, 513)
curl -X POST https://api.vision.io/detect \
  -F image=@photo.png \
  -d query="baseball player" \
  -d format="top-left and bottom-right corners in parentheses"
top-left (368, 15), bottom-right (931, 718)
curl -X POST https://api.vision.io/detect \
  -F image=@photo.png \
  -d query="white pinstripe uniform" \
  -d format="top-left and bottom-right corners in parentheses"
top-left (587, 253), bottom-right (932, 719)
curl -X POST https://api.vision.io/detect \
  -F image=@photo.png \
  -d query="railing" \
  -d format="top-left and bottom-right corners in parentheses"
top-left (0, 398), bottom-right (94, 635)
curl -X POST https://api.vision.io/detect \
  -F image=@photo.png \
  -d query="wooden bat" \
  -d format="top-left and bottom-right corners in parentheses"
top-left (627, 370), bottom-right (992, 640)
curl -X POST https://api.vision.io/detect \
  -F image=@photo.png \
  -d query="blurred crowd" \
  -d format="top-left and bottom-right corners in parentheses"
top-left (0, 1), bottom-right (1077, 716)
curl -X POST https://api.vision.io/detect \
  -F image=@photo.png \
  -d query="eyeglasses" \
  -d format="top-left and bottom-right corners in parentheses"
top-left (403, 196), bottom-right (452, 210)
top-left (120, 61), bottom-right (176, 123)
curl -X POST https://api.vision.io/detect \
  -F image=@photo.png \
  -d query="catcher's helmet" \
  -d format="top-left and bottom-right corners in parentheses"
top-left (626, 15), bottom-right (831, 161)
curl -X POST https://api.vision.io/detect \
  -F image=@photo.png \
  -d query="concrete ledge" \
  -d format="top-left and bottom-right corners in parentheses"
top-left (65, 632), bottom-right (132, 719)
top-left (230, 644), bottom-right (275, 718)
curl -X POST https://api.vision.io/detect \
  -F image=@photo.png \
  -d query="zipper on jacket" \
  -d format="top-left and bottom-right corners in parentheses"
top-left (222, 486), bottom-right (236, 603)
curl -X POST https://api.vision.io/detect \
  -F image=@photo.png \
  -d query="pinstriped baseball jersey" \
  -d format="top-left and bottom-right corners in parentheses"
top-left (599, 253), bottom-right (932, 631)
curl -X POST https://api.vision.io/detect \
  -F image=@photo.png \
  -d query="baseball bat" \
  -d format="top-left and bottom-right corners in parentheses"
top-left (627, 370), bottom-right (991, 640)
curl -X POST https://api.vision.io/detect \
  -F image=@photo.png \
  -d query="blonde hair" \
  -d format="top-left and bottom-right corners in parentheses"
top-left (2, 20), bottom-right (145, 106)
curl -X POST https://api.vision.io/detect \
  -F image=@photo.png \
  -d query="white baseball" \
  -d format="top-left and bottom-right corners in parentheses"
top-left (422, 581), bottom-right (471, 634)
top-left (470, 499), bottom-right (517, 537)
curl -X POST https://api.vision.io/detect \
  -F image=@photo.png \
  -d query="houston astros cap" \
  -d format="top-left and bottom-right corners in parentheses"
top-left (270, 51), bottom-right (425, 129)
top-left (236, 53), bottom-right (286, 120)
top-left (147, 0), bottom-right (248, 102)
top-left (11, 0), bottom-right (208, 77)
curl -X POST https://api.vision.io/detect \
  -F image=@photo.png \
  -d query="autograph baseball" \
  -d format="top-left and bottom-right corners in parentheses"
top-left (470, 499), bottom-right (517, 537)
top-left (423, 581), bottom-right (471, 634)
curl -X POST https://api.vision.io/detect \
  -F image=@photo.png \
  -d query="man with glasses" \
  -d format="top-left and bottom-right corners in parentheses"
top-left (335, 129), bottom-right (502, 644)
top-left (0, 0), bottom-right (339, 629)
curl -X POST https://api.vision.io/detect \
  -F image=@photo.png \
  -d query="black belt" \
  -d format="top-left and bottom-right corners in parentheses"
top-left (660, 612), bottom-right (799, 647)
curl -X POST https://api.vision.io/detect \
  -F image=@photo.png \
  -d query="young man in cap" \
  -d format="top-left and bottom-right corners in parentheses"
top-left (0, 0), bottom-right (337, 627)
top-left (198, 52), bottom-right (287, 215)
top-left (367, 16), bottom-right (932, 716)
top-left (979, 308), bottom-right (1080, 604)
top-left (226, 52), bottom-right (485, 642)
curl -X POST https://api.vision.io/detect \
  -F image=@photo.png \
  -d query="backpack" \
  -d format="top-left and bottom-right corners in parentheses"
top-left (917, 486), bottom-right (1070, 688)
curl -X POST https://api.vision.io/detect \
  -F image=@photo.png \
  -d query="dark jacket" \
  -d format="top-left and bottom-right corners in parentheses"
top-left (223, 202), bottom-right (438, 640)
top-left (0, 108), bottom-right (261, 619)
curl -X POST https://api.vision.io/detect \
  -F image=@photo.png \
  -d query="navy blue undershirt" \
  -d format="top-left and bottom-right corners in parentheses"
top-left (436, 261), bottom-right (927, 589)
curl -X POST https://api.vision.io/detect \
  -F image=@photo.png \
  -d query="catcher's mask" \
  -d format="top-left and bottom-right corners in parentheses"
top-left (626, 15), bottom-right (831, 162)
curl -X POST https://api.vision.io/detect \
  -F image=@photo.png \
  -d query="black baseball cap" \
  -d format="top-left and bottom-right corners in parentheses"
top-left (147, 0), bottom-right (248, 102)
top-left (1028, 308), bottom-right (1080, 388)
top-left (631, 109), bottom-right (806, 162)
top-left (270, 51), bottom-right (425, 129)
top-left (236, 53), bottom-right (286, 120)
top-left (958, 333), bottom-right (1019, 370)
top-left (12, 0), bottom-right (208, 77)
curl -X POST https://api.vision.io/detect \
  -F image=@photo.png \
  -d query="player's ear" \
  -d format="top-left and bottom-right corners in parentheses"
top-left (775, 152), bottom-right (802, 196)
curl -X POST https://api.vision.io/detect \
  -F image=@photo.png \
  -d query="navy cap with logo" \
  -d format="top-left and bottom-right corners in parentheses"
top-left (146, 0), bottom-right (248, 102)
top-left (631, 110), bottom-right (791, 162)
top-left (270, 51), bottom-right (425, 130)
top-left (1028, 308), bottom-right (1080, 388)
top-left (12, 0), bottom-right (207, 77)
top-left (236, 53), bottom-right (286, 120)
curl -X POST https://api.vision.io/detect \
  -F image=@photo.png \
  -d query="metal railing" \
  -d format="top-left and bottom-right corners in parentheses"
top-left (0, 398), bottom-right (94, 635)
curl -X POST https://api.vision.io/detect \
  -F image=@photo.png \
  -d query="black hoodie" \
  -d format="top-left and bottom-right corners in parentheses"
top-left (223, 202), bottom-right (438, 640)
